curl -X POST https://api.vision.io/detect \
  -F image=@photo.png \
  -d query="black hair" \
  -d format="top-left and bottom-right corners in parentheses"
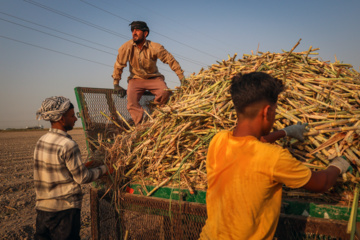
top-left (129, 21), bottom-right (150, 35)
top-left (230, 72), bottom-right (284, 116)
top-left (69, 102), bottom-right (74, 109)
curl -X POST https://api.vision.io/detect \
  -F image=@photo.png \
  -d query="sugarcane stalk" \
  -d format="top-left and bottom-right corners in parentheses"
top-left (347, 173), bottom-right (359, 238)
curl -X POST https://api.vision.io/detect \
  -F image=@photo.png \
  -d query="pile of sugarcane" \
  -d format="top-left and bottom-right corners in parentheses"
top-left (97, 40), bottom-right (360, 201)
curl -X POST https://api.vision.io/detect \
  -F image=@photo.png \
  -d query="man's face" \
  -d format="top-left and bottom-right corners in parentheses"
top-left (132, 28), bottom-right (147, 44)
top-left (62, 108), bottom-right (77, 131)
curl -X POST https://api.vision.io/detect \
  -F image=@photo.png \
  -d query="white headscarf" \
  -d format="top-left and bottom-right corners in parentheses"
top-left (36, 96), bottom-right (71, 122)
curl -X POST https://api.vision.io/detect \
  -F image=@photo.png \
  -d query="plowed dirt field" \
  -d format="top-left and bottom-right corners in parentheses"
top-left (0, 129), bottom-right (91, 239)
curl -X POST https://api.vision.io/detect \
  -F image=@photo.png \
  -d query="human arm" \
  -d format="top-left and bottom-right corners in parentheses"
top-left (64, 143), bottom-right (107, 184)
top-left (261, 122), bottom-right (308, 143)
top-left (260, 130), bottom-right (286, 143)
top-left (302, 157), bottom-right (350, 193)
top-left (112, 44), bottom-right (130, 86)
top-left (157, 45), bottom-right (184, 80)
top-left (273, 150), bottom-right (349, 193)
top-left (112, 46), bottom-right (129, 97)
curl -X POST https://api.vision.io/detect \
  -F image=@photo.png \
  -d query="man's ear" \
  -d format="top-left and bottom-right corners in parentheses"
top-left (263, 104), bottom-right (272, 121)
top-left (58, 115), bottom-right (65, 125)
top-left (144, 31), bottom-right (149, 38)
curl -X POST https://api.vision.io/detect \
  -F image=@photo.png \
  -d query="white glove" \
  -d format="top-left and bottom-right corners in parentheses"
top-left (283, 122), bottom-right (308, 142)
top-left (329, 156), bottom-right (350, 174)
top-left (114, 84), bottom-right (126, 98)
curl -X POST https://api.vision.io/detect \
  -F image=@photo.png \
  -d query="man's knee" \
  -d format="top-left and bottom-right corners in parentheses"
top-left (155, 89), bottom-right (170, 104)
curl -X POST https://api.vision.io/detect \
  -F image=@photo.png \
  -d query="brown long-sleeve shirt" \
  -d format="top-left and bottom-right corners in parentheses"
top-left (112, 40), bottom-right (184, 85)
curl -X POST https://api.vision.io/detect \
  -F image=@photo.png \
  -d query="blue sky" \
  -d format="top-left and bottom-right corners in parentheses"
top-left (1, 0), bottom-right (359, 129)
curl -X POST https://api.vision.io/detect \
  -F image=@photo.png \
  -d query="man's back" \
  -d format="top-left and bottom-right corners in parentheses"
top-left (200, 131), bottom-right (311, 240)
top-left (34, 128), bottom-right (83, 211)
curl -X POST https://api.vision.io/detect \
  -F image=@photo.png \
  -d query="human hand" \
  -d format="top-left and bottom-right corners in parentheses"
top-left (283, 122), bottom-right (308, 142)
top-left (84, 160), bottom-right (94, 168)
top-left (329, 156), bottom-right (350, 174)
top-left (105, 163), bottom-right (114, 175)
top-left (114, 84), bottom-right (126, 98)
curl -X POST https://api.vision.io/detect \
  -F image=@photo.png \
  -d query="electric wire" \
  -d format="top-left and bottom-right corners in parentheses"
top-left (0, 12), bottom-right (202, 71)
top-left (25, 0), bottom-right (215, 66)
top-left (0, 35), bottom-right (180, 85)
top-left (0, 16), bottom-right (181, 76)
top-left (79, 0), bottom-right (220, 61)
top-left (0, 11), bottom-right (117, 51)
top-left (23, 0), bottom-right (130, 40)
top-left (0, 17), bottom-right (115, 56)
top-left (79, 0), bottom-right (210, 66)
top-left (0, 35), bottom-right (112, 67)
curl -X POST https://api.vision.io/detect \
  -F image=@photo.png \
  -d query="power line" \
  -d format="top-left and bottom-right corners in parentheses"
top-left (124, 0), bottom-right (236, 54)
top-left (0, 12), bottom-right (197, 74)
top-left (23, 0), bottom-right (130, 40)
top-left (0, 35), bottom-right (180, 85)
top-left (0, 15), bottom-right (179, 75)
top-left (19, 0), bottom-right (208, 68)
top-left (0, 17), bottom-right (115, 56)
top-left (24, 0), bottom-right (208, 67)
top-left (0, 35), bottom-right (112, 67)
top-left (0, 11), bottom-right (117, 51)
top-left (79, 0), bottom-right (220, 61)
top-left (80, 0), bottom-right (208, 66)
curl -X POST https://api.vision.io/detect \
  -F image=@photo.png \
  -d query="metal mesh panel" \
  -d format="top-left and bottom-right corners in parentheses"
top-left (91, 189), bottom-right (352, 240)
top-left (119, 194), bottom-right (207, 240)
top-left (91, 188), bottom-right (207, 240)
top-left (76, 87), bottom-right (154, 128)
top-left (75, 87), bottom-right (154, 153)
top-left (98, 195), bottom-right (119, 240)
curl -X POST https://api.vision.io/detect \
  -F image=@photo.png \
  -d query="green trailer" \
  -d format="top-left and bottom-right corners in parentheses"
top-left (74, 87), bottom-right (359, 240)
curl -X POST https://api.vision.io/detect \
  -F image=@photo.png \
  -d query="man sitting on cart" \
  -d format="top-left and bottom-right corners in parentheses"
top-left (112, 21), bottom-right (185, 125)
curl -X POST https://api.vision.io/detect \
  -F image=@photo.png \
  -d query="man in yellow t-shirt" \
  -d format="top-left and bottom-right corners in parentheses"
top-left (199, 72), bottom-right (350, 240)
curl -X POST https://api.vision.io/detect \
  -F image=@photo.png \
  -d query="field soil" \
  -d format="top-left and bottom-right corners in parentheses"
top-left (0, 129), bottom-right (92, 240)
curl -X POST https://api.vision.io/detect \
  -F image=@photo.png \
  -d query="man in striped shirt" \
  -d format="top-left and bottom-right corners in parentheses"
top-left (34, 96), bottom-right (108, 240)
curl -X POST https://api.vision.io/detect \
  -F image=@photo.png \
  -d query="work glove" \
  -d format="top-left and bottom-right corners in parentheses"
top-left (114, 84), bottom-right (126, 98)
top-left (283, 122), bottom-right (308, 142)
top-left (329, 156), bottom-right (350, 174)
top-left (84, 160), bottom-right (94, 168)
top-left (104, 163), bottom-right (114, 176)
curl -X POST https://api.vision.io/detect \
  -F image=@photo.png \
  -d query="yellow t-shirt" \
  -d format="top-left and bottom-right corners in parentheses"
top-left (199, 131), bottom-right (311, 240)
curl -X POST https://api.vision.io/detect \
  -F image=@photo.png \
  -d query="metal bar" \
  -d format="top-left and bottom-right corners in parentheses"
top-left (90, 188), bottom-right (100, 240)
top-left (74, 87), bottom-right (91, 156)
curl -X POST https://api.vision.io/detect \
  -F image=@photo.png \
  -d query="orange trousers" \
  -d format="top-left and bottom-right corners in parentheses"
top-left (127, 77), bottom-right (170, 125)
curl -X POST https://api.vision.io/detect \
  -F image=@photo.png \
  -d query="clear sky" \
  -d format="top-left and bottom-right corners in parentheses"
top-left (1, 0), bottom-right (359, 129)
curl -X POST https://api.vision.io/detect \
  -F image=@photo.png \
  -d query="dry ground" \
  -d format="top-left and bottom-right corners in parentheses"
top-left (0, 128), bottom-right (92, 240)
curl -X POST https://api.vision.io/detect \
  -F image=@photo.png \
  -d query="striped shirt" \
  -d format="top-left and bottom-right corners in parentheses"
top-left (34, 128), bottom-right (107, 212)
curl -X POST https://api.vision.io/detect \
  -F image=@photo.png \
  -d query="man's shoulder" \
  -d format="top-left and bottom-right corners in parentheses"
top-left (212, 130), bottom-right (229, 141)
top-left (120, 39), bottom-right (135, 49)
top-left (40, 130), bottom-right (77, 147)
top-left (147, 40), bottom-right (163, 49)
top-left (259, 140), bottom-right (285, 152)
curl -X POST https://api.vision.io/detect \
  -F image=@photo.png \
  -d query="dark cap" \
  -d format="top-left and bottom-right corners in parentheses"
top-left (129, 21), bottom-right (150, 35)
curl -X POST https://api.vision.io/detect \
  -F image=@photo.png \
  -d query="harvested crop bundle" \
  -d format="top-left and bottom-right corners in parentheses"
top-left (98, 40), bottom-right (360, 202)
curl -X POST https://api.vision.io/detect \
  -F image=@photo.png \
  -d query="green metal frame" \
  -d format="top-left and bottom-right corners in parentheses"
top-left (74, 87), bottom-right (91, 155)
top-left (126, 183), bottom-right (359, 222)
